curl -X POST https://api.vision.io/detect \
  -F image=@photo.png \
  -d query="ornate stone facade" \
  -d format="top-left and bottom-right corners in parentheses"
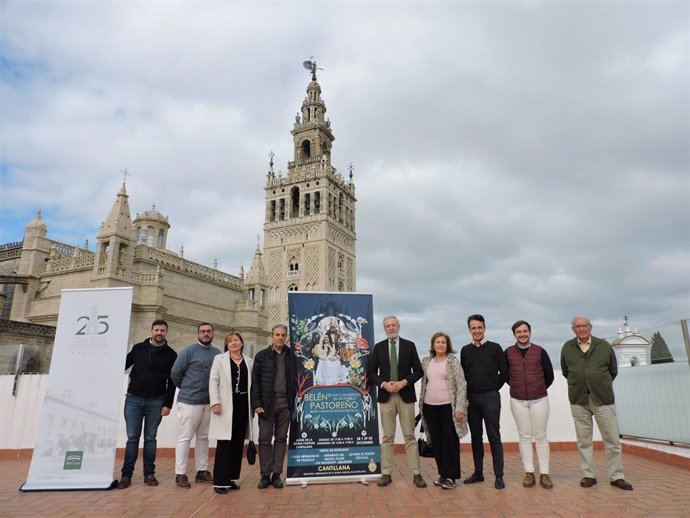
top-left (263, 70), bottom-right (357, 328)
top-left (0, 191), bottom-right (270, 355)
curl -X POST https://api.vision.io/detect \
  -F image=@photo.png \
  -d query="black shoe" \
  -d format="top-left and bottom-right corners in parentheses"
top-left (271, 473), bottom-right (284, 488)
top-left (117, 476), bottom-right (131, 489)
top-left (214, 487), bottom-right (229, 495)
top-left (377, 474), bottom-right (392, 487)
top-left (143, 474), bottom-right (158, 486)
top-left (495, 476), bottom-right (505, 489)
top-left (463, 472), bottom-right (484, 484)
top-left (580, 477), bottom-right (597, 488)
top-left (228, 481), bottom-right (240, 490)
top-left (610, 479), bottom-right (633, 491)
top-left (413, 474), bottom-right (427, 488)
top-left (258, 475), bottom-right (271, 489)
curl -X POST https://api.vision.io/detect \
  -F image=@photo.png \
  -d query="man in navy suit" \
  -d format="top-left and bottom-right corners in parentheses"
top-left (368, 316), bottom-right (426, 488)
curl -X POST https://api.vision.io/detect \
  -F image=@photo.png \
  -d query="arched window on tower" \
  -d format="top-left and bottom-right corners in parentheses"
top-left (304, 193), bottom-right (311, 216)
top-left (270, 200), bottom-right (276, 222)
top-left (157, 229), bottom-right (164, 248)
top-left (291, 186), bottom-right (300, 218)
top-left (288, 283), bottom-right (298, 292)
top-left (146, 227), bottom-right (154, 246)
top-left (279, 198), bottom-right (285, 220)
top-left (338, 193), bottom-right (344, 223)
top-left (301, 140), bottom-right (311, 159)
top-left (288, 258), bottom-right (299, 278)
top-left (136, 227), bottom-right (144, 244)
top-left (314, 192), bottom-right (321, 214)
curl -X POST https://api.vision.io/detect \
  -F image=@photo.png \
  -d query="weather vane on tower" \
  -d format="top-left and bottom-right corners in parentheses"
top-left (302, 57), bottom-right (323, 81)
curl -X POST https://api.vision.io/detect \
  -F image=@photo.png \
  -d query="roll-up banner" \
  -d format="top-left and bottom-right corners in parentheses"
top-left (287, 292), bottom-right (380, 485)
top-left (21, 287), bottom-right (133, 491)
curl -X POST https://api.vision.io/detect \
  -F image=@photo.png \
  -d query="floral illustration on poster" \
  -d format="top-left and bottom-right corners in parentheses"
top-left (287, 293), bottom-right (380, 481)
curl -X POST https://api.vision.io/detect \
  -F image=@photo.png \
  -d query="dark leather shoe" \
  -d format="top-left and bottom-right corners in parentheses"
top-left (495, 476), bottom-right (505, 489)
top-left (413, 474), bottom-right (427, 488)
top-left (214, 487), bottom-right (228, 495)
top-left (195, 470), bottom-right (213, 483)
top-left (377, 474), bottom-right (392, 487)
top-left (117, 476), bottom-right (131, 489)
top-left (175, 474), bottom-right (191, 488)
top-left (271, 474), bottom-right (284, 488)
top-left (540, 474), bottom-right (553, 489)
top-left (144, 474), bottom-right (158, 486)
top-left (522, 472), bottom-right (536, 487)
top-left (258, 475), bottom-right (270, 489)
top-left (580, 477), bottom-right (597, 488)
top-left (228, 480), bottom-right (240, 490)
top-left (610, 479), bottom-right (633, 490)
top-left (463, 472), bottom-right (484, 484)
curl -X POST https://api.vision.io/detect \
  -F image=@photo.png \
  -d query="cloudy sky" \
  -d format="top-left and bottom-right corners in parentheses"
top-left (1, 1), bottom-right (688, 358)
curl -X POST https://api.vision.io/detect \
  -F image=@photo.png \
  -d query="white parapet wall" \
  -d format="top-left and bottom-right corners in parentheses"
top-left (1, 372), bottom-right (601, 451)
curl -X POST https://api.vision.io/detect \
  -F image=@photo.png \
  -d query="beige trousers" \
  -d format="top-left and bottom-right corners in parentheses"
top-left (379, 393), bottom-right (420, 476)
top-left (570, 401), bottom-right (625, 481)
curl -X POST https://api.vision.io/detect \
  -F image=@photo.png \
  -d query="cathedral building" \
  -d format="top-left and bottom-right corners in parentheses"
top-left (0, 65), bottom-right (356, 353)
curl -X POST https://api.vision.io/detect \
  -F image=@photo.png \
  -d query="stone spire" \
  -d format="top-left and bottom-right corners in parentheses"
top-left (246, 245), bottom-right (267, 286)
top-left (100, 183), bottom-right (136, 241)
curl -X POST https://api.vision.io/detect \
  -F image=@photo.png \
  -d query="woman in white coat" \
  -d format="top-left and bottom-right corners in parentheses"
top-left (209, 332), bottom-right (253, 494)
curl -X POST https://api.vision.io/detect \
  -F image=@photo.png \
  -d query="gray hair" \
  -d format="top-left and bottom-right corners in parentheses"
top-left (571, 316), bottom-right (591, 326)
top-left (382, 315), bottom-right (399, 327)
top-left (271, 324), bottom-right (288, 334)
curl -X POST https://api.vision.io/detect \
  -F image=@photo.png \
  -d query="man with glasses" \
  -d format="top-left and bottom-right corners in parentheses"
top-left (561, 316), bottom-right (633, 491)
top-left (171, 322), bottom-right (221, 488)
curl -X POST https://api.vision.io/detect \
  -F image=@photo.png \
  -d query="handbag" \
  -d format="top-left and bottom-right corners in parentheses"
top-left (246, 440), bottom-right (257, 465)
top-left (415, 413), bottom-right (434, 458)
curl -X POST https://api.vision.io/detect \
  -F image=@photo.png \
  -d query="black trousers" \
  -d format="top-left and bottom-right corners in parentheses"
top-left (423, 403), bottom-right (460, 480)
top-left (467, 390), bottom-right (504, 477)
top-left (213, 393), bottom-right (249, 486)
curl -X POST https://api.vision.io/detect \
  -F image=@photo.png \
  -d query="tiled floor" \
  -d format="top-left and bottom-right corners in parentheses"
top-left (1, 450), bottom-right (689, 518)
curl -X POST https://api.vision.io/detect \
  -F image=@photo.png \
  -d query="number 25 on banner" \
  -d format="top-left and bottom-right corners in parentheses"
top-left (75, 315), bottom-right (110, 335)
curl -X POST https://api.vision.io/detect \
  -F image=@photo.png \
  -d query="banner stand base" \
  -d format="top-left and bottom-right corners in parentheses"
top-left (286, 474), bottom-right (380, 487)
top-left (19, 480), bottom-right (118, 492)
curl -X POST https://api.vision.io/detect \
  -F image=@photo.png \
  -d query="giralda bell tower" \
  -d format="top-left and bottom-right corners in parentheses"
top-left (263, 60), bottom-right (357, 328)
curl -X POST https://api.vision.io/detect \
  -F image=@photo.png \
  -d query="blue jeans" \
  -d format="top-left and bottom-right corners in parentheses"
top-left (122, 394), bottom-right (164, 477)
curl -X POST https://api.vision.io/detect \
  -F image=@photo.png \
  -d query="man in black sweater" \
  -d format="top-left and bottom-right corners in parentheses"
top-left (460, 314), bottom-right (509, 489)
top-left (117, 319), bottom-right (178, 489)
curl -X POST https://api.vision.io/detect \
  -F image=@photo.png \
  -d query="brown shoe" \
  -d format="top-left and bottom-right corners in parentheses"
top-left (540, 474), bottom-right (553, 489)
top-left (413, 474), bottom-right (427, 488)
top-left (175, 474), bottom-right (191, 488)
top-left (377, 474), bottom-right (392, 487)
top-left (195, 470), bottom-right (213, 483)
top-left (610, 479), bottom-right (633, 491)
top-left (522, 472), bottom-right (536, 488)
top-left (580, 477), bottom-right (597, 488)
top-left (117, 476), bottom-right (131, 489)
top-left (144, 474), bottom-right (159, 486)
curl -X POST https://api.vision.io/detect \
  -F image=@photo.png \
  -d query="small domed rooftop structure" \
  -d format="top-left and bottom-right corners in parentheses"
top-left (133, 203), bottom-right (170, 249)
top-left (612, 317), bottom-right (651, 367)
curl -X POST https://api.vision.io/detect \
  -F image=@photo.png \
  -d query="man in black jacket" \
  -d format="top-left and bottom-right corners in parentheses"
top-left (368, 315), bottom-right (426, 488)
top-left (251, 324), bottom-right (294, 489)
top-left (117, 320), bottom-right (177, 489)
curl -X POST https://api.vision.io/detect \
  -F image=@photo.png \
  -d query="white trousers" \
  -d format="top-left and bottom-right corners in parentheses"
top-left (175, 402), bottom-right (211, 475)
top-left (509, 397), bottom-right (550, 474)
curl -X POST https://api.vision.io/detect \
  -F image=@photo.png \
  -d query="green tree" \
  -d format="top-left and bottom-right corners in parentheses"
top-left (650, 331), bottom-right (674, 364)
